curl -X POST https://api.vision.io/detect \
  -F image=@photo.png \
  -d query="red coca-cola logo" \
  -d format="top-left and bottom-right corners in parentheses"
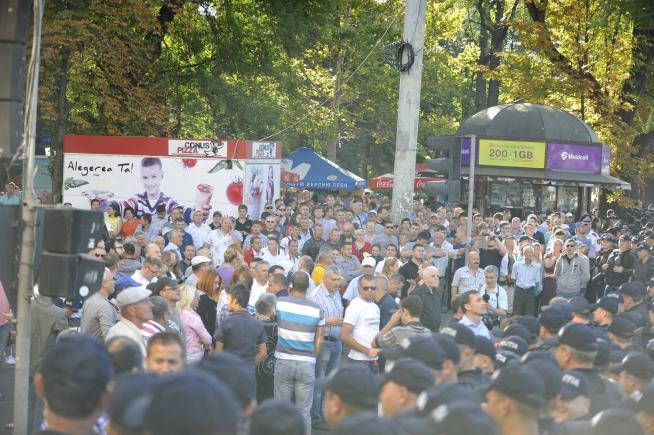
top-left (372, 178), bottom-right (393, 189)
top-left (281, 170), bottom-right (300, 183)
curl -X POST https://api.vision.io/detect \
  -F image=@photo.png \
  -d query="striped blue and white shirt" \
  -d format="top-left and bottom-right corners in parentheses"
top-left (275, 296), bottom-right (325, 363)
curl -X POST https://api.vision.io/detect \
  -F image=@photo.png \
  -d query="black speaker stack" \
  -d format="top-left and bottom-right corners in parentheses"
top-left (38, 209), bottom-right (105, 299)
top-left (0, 0), bottom-right (30, 159)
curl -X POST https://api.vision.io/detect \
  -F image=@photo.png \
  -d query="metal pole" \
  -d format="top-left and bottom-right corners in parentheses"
top-left (466, 135), bottom-right (476, 247)
top-left (13, 1), bottom-right (44, 432)
top-left (390, 0), bottom-right (426, 224)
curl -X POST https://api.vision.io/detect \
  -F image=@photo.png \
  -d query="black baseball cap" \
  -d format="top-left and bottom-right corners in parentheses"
top-left (590, 408), bottom-right (643, 435)
top-left (570, 296), bottom-right (591, 317)
top-left (637, 243), bottom-right (650, 251)
top-left (524, 357), bottom-right (563, 401)
top-left (619, 234), bottom-right (632, 242)
top-left (107, 374), bottom-right (163, 432)
top-left (487, 362), bottom-right (545, 409)
top-left (440, 324), bottom-right (475, 349)
top-left (433, 334), bottom-right (461, 365)
top-left (559, 370), bottom-right (591, 400)
top-left (610, 352), bottom-right (654, 380)
top-left (648, 277), bottom-right (654, 287)
top-left (382, 358), bottom-right (434, 394)
top-left (620, 282), bottom-right (644, 300)
top-left (628, 384), bottom-right (654, 416)
top-left (516, 316), bottom-right (540, 338)
top-left (540, 306), bottom-right (573, 333)
top-left (145, 371), bottom-right (240, 435)
top-left (383, 336), bottom-right (446, 371)
top-left (608, 316), bottom-right (637, 339)
top-left (194, 353), bottom-right (257, 410)
top-left (473, 336), bottom-right (496, 360)
top-left (600, 233), bottom-right (612, 241)
top-left (498, 336), bottom-right (528, 356)
top-left (317, 365), bottom-right (379, 409)
top-left (330, 413), bottom-right (404, 435)
top-left (430, 400), bottom-right (500, 435)
top-left (415, 383), bottom-right (482, 417)
top-left (591, 293), bottom-right (621, 316)
top-left (495, 350), bottom-right (518, 368)
top-left (502, 323), bottom-right (534, 344)
top-left (518, 235), bottom-right (535, 243)
top-left (249, 399), bottom-right (305, 435)
top-left (555, 323), bottom-right (599, 352)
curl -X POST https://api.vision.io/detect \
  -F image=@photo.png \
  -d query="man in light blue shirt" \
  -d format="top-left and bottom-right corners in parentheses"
top-left (458, 290), bottom-right (491, 339)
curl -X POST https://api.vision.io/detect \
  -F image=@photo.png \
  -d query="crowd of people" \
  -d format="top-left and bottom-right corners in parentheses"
top-left (1, 188), bottom-right (654, 435)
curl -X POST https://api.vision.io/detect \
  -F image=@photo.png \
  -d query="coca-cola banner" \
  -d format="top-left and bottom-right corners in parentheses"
top-left (546, 143), bottom-right (602, 173)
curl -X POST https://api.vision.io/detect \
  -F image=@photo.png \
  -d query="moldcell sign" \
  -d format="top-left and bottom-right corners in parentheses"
top-left (546, 143), bottom-right (602, 173)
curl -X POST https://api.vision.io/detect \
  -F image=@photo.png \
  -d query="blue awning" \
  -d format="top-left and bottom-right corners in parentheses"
top-left (281, 147), bottom-right (367, 190)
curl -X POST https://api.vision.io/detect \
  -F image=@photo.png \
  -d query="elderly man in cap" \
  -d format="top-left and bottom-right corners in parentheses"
top-left (483, 363), bottom-right (545, 435)
top-left (553, 323), bottom-right (623, 416)
top-left (319, 365), bottom-right (380, 429)
top-left (106, 286), bottom-right (153, 357)
top-left (551, 370), bottom-right (592, 423)
top-left (80, 268), bottom-right (118, 341)
top-left (184, 255), bottom-right (213, 287)
top-left (611, 352), bottom-right (654, 397)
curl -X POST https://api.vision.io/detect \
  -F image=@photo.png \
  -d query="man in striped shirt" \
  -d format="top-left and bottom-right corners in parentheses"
top-left (140, 296), bottom-right (169, 342)
top-left (274, 271), bottom-right (325, 433)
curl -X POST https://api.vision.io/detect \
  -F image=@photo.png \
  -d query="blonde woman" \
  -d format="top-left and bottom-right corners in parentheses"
top-left (381, 257), bottom-right (400, 279)
top-left (177, 285), bottom-right (212, 364)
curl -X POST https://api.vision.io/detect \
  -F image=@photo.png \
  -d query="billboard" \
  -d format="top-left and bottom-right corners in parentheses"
top-left (546, 143), bottom-right (602, 173)
top-left (245, 163), bottom-right (280, 219)
top-left (62, 136), bottom-right (281, 220)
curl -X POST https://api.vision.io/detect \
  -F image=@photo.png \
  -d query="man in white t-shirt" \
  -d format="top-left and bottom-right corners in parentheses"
top-left (340, 274), bottom-right (381, 373)
top-left (248, 259), bottom-right (270, 312)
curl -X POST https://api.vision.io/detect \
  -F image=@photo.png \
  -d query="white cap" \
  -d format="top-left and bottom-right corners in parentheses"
top-left (116, 286), bottom-right (151, 308)
top-left (190, 255), bottom-right (212, 266)
top-left (362, 257), bottom-right (377, 268)
top-left (565, 212), bottom-right (574, 217)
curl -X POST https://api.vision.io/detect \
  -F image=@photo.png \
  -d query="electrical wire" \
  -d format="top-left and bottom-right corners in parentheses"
top-left (257, 11), bottom-right (401, 142)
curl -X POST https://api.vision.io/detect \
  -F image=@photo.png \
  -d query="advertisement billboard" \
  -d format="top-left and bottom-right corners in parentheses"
top-left (62, 136), bottom-right (281, 220)
top-left (478, 139), bottom-right (546, 169)
top-left (244, 163), bottom-right (280, 219)
top-left (546, 143), bottom-right (602, 173)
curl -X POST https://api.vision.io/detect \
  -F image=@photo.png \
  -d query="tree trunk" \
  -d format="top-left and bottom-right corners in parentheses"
top-left (475, 23), bottom-right (490, 111)
top-left (327, 0), bottom-right (350, 163)
top-left (50, 55), bottom-right (70, 203)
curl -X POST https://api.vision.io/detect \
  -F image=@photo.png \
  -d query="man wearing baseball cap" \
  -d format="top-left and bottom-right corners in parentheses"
top-left (379, 358), bottom-right (434, 418)
top-left (610, 352), bottom-right (654, 396)
top-left (551, 370), bottom-right (591, 424)
top-left (105, 286), bottom-right (153, 357)
top-left (607, 316), bottom-right (638, 349)
top-left (633, 243), bottom-right (654, 284)
top-left (621, 282), bottom-right (650, 328)
top-left (184, 255), bottom-right (213, 287)
top-left (628, 384), bottom-right (654, 435)
top-left (553, 323), bottom-right (623, 417)
top-left (318, 365), bottom-right (380, 429)
top-left (592, 293), bottom-right (621, 330)
top-left (484, 363), bottom-right (545, 435)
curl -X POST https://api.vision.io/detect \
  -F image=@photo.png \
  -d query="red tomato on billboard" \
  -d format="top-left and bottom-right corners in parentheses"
top-left (226, 180), bottom-right (243, 205)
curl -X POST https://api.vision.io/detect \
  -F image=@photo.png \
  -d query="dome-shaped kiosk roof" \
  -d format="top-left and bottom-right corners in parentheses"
top-left (455, 103), bottom-right (598, 144)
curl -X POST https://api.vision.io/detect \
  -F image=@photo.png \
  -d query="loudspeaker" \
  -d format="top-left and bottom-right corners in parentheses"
top-left (43, 208), bottom-right (104, 254)
top-left (0, 204), bottom-right (19, 307)
top-left (0, 0), bottom-right (30, 160)
top-left (38, 253), bottom-right (105, 299)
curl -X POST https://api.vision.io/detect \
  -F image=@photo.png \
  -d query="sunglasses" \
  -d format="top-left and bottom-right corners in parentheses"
top-left (361, 286), bottom-right (377, 291)
top-left (565, 245), bottom-right (576, 248)
top-left (385, 226), bottom-right (394, 229)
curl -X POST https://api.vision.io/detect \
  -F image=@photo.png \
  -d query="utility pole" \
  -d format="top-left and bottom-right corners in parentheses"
top-left (13, 1), bottom-right (44, 433)
top-left (391, 0), bottom-right (426, 223)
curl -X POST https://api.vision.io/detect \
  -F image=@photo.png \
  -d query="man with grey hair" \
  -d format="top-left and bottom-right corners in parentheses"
top-left (308, 265), bottom-right (344, 427)
top-left (144, 242), bottom-right (162, 259)
top-left (163, 230), bottom-right (183, 260)
top-left (80, 268), bottom-right (118, 341)
top-left (512, 245), bottom-right (540, 315)
top-left (296, 255), bottom-right (316, 291)
top-left (411, 266), bottom-right (443, 332)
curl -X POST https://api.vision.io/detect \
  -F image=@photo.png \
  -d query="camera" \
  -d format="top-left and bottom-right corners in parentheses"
top-left (483, 293), bottom-right (490, 303)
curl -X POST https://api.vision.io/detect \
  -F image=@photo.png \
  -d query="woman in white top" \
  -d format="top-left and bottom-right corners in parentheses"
top-left (481, 265), bottom-right (508, 318)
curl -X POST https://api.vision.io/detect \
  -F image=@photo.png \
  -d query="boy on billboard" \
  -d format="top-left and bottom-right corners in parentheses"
top-left (113, 157), bottom-right (212, 222)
